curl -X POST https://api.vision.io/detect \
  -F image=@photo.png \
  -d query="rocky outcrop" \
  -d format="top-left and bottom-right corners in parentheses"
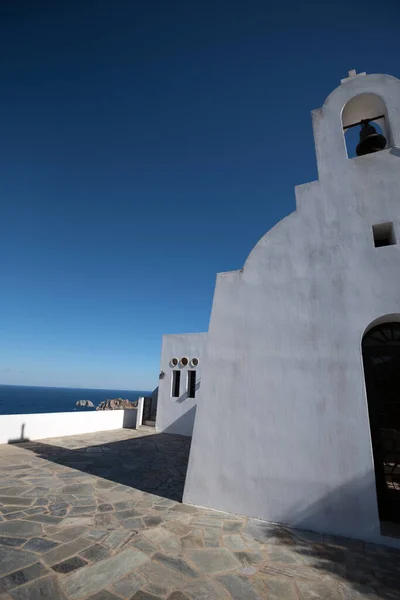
top-left (96, 398), bottom-right (137, 410)
top-left (76, 400), bottom-right (95, 408)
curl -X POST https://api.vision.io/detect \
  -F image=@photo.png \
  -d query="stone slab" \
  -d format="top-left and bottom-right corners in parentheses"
top-left (258, 576), bottom-right (299, 600)
top-left (47, 526), bottom-right (88, 543)
top-left (216, 574), bottom-right (261, 600)
top-left (62, 547), bottom-right (150, 599)
top-left (120, 517), bottom-right (146, 531)
top-left (234, 551), bottom-right (264, 566)
top-left (112, 572), bottom-right (146, 598)
top-left (297, 579), bottom-right (342, 599)
top-left (97, 503), bottom-right (113, 513)
top-left (103, 530), bottom-right (136, 550)
top-left (186, 548), bottom-right (240, 574)
top-left (95, 513), bottom-right (119, 530)
top-left (0, 499), bottom-right (33, 508)
top-left (222, 521), bottom-right (243, 533)
top-left (23, 515), bottom-right (61, 525)
top-left (4, 512), bottom-right (25, 521)
top-left (0, 563), bottom-right (48, 593)
top-left (0, 522), bottom-right (42, 538)
top-left (131, 592), bottom-right (163, 600)
top-left (0, 539), bottom-right (27, 549)
top-left (261, 563), bottom-right (321, 580)
top-left (79, 544), bottom-right (111, 563)
top-left (86, 592), bottom-right (121, 600)
top-left (202, 528), bottom-right (220, 548)
top-left (153, 553), bottom-right (198, 579)
top-left (181, 533), bottom-right (204, 550)
top-left (184, 579), bottom-right (230, 600)
top-left (42, 537), bottom-right (92, 565)
top-left (69, 506), bottom-right (96, 516)
top-left (9, 575), bottom-right (68, 600)
top-left (139, 560), bottom-right (182, 590)
top-left (143, 527), bottom-right (178, 546)
top-left (222, 535), bottom-right (248, 551)
top-left (129, 535), bottom-right (158, 556)
top-left (57, 517), bottom-right (94, 529)
top-left (51, 556), bottom-right (88, 574)
top-left (60, 484), bottom-right (93, 495)
top-left (0, 487), bottom-right (32, 497)
top-left (143, 516), bottom-right (163, 528)
top-left (22, 539), bottom-right (58, 554)
top-left (0, 547), bottom-right (36, 577)
top-left (115, 508), bottom-right (142, 520)
top-left (85, 530), bottom-right (108, 541)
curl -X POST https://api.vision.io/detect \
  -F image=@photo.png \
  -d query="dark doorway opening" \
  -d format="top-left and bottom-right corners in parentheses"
top-left (143, 395), bottom-right (157, 427)
top-left (362, 322), bottom-right (400, 532)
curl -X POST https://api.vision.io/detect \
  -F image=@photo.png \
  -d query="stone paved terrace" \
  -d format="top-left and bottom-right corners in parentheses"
top-left (0, 429), bottom-right (399, 600)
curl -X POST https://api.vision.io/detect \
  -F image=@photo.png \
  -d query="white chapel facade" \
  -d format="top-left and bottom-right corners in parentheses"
top-left (156, 71), bottom-right (400, 547)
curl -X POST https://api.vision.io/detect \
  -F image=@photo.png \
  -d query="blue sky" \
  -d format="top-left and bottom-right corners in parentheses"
top-left (0, 1), bottom-right (399, 390)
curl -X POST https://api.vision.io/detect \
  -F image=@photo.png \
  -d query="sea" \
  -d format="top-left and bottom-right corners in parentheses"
top-left (0, 385), bottom-right (151, 415)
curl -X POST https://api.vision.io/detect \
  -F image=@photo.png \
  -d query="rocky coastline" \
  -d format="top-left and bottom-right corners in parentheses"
top-left (75, 400), bottom-right (95, 408)
top-left (96, 397), bottom-right (138, 410)
top-left (74, 397), bottom-right (138, 410)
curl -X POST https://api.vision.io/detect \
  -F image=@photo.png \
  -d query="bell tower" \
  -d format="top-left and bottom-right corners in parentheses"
top-left (311, 70), bottom-right (400, 180)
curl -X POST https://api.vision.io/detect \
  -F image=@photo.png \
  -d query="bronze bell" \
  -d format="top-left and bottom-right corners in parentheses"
top-left (356, 121), bottom-right (387, 156)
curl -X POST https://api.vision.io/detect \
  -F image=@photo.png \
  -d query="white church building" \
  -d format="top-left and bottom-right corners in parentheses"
top-left (154, 71), bottom-right (400, 547)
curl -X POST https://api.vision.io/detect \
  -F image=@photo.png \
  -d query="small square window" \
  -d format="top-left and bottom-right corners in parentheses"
top-left (372, 222), bottom-right (396, 248)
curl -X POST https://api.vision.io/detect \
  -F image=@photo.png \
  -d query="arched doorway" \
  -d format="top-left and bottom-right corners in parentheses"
top-left (362, 322), bottom-right (400, 525)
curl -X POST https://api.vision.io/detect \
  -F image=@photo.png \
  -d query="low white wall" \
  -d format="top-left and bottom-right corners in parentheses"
top-left (0, 409), bottom-right (137, 444)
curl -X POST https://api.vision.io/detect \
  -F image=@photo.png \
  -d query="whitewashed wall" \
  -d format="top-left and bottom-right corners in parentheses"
top-left (156, 333), bottom-right (207, 436)
top-left (0, 409), bottom-right (136, 444)
top-left (184, 73), bottom-right (400, 548)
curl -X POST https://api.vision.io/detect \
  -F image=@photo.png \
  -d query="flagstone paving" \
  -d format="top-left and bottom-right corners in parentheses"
top-left (0, 428), bottom-right (399, 599)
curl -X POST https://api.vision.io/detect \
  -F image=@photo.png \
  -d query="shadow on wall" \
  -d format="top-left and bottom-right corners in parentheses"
top-left (149, 386), bottom-right (159, 413)
top-left (279, 472), bottom-right (380, 542)
top-left (122, 409), bottom-right (137, 428)
top-left (249, 472), bottom-right (400, 599)
top-left (176, 377), bottom-right (201, 404)
top-left (161, 406), bottom-right (197, 437)
top-left (8, 423), bottom-right (30, 444)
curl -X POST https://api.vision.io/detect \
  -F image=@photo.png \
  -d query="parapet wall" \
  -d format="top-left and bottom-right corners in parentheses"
top-left (0, 409), bottom-right (137, 444)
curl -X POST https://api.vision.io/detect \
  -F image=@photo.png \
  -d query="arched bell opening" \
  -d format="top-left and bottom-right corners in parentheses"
top-left (362, 320), bottom-right (400, 534)
top-left (342, 93), bottom-right (391, 159)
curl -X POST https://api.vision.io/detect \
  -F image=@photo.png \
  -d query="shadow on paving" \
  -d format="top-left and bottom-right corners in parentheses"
top-left (252, 523), bottom-right (400, 600)
top-left (5, 436), bottom-right (400, 598)
top-left (10, 432), bottom-right (191, 502)
top-left (246, 473), bottom-right (400, 600)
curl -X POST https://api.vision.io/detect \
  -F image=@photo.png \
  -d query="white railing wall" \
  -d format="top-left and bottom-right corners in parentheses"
top-left (0, 409), bottom-right (137, 445)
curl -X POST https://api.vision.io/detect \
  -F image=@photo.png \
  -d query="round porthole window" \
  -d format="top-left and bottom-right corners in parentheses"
top-left (191, 358), bottom-right (199, 367)
top-left (180, 357), bottom-right (189, 367)
top-left (170, 358), bottom-right (178, 367)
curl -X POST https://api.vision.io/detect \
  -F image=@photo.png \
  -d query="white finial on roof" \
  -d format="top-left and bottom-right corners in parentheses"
top-left (341, 69), bottom-right (367, 84)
